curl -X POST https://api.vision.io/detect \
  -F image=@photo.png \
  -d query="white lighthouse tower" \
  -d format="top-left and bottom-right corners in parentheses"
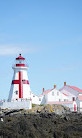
top-left (8, 54), bottom-right (31, 102)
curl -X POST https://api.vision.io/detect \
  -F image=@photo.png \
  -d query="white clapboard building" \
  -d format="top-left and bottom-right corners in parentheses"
top-left (59, 82), bottom-right (82, 111)
top-left (76, 94), bottom-right (82, 112)
top-left (31, 84), bottom-right (77, 111)
top-left (31, 82), bottom-right (82, 112)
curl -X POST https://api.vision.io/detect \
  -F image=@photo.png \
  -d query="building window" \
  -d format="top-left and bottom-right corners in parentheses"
top-left (52, 91), bottom-right (54, 96)
top-left (15, 91), bottom-right (18, 95)
top-left (72, 97), bottom-right (75, 101)
top-left (64, 99), bottom-right (67, 101)
top-left (39, 98), bottom-right (41, 101)
top-left (57, 92), bottom-right (59, 96)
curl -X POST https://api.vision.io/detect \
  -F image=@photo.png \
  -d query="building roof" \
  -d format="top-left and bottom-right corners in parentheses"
top-left (78, 95), bottom-right (82, 101)
top-left (62, 93), bottom-right (69, 96)
top-left (67, 85), bottom-right (82, 93)
top-left (40, 88), bottom-right (68, 97)
top-left (40, 89), bottom-right (53, 96)
top-left (40, 85), bottom-right (82, 97)
top-left (59, 85), bottom-right (82, 94)
top-left (16, 54), bottom-right (25, 60)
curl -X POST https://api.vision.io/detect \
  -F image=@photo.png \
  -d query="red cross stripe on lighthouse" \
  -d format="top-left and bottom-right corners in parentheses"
top-left (12, 71), bottom-right (29, 98)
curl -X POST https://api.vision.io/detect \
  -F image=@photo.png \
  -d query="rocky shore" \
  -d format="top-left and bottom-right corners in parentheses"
top-left (0, 105), bottom-right (82, 138)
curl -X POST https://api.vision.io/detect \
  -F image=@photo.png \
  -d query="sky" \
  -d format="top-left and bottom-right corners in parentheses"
top-left (0, 0), bottom-right (82, 99)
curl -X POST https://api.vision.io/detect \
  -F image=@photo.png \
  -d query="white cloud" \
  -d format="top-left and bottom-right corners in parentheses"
top-left (0, 44), bottom-right (38, 55)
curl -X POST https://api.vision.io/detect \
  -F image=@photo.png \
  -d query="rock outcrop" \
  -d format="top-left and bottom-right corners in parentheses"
top-left (0, 105), bottom-right (81, 138)
top-left (0, 104), bottom-right (70, 117)
top-left (0, 112), bottom-right (82, 138)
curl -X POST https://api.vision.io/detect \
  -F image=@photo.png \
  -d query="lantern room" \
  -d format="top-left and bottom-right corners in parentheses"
top-left (16, 54), bottom-right (25, 67)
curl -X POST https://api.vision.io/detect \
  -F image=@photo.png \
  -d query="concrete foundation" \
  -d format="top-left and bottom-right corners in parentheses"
top-left (0, 100), bottom-right (32, 109)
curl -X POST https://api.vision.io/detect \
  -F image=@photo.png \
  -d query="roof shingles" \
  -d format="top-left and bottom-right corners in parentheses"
top-left (67, 85), bottom-right (82, 93)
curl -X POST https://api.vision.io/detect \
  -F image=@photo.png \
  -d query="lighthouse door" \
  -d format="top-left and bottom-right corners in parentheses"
top-left (74, 104), bottom-right (76, 111)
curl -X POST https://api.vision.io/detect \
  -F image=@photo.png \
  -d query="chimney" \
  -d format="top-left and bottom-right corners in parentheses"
top-left (54, 85), bottom-right (56, 89)
top-left (64, 82), bottom-right (66, 86)
top-left (43, 88), bottom-right (45, 93)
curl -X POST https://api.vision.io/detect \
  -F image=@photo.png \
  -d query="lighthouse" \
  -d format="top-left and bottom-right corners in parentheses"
top-left (8, 54), bottom-right (31, 102)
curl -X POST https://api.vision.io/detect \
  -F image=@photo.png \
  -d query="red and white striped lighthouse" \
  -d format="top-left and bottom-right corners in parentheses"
top-left (8, 54), bottom-right (31, 102)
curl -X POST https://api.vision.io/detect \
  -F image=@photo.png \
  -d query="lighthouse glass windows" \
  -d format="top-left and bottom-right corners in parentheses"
top-left (19, 59), bottom-right (24, 64)
top-left (16, 59), bottom-right (24, 64)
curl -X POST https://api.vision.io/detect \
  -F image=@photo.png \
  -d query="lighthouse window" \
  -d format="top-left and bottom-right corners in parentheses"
top-left (22, 80), bottom-right (25, 83)
top-left (15, 91), bottom-right (18, 95)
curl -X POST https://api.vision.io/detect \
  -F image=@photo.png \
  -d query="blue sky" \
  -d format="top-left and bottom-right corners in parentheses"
top-left (0, 0), bottom-right (82, 99)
